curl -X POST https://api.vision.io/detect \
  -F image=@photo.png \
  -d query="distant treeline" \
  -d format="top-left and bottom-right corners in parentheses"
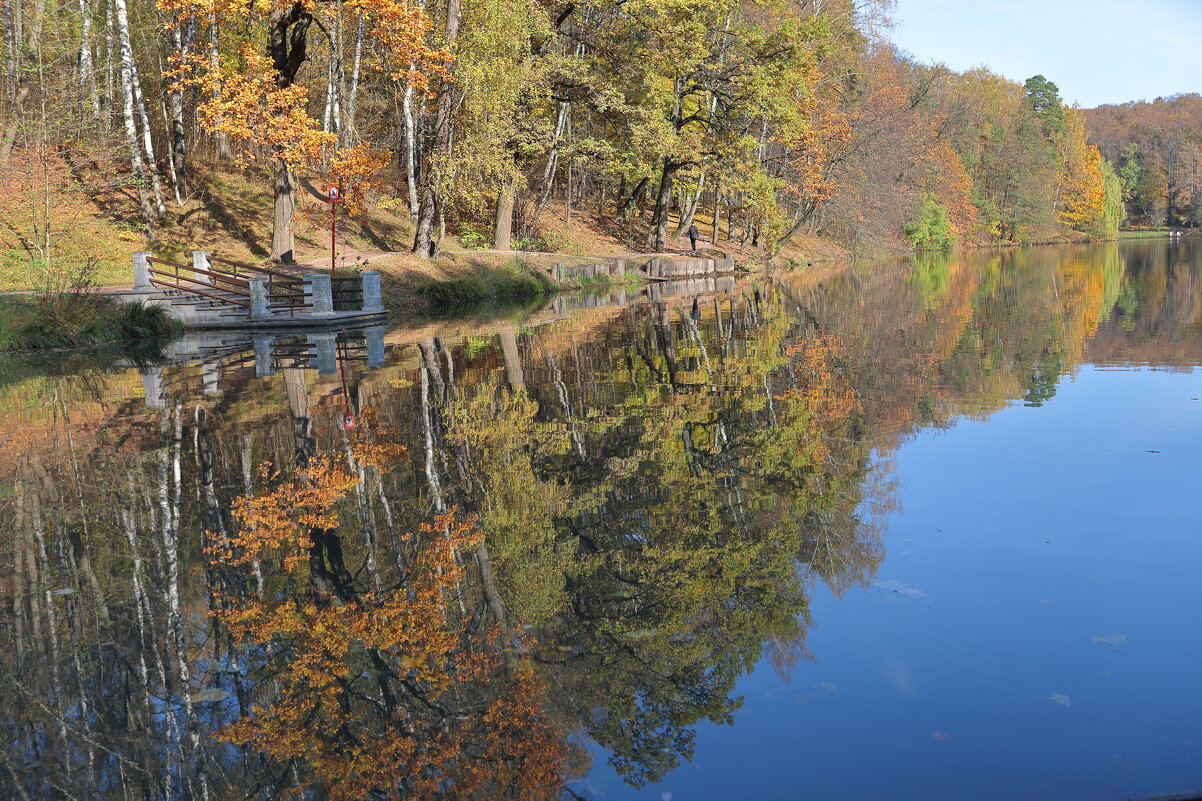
top-left (1084, 94), bottom-right (1202, 229)
top-left (0, 0), bottom-right (1154, 260)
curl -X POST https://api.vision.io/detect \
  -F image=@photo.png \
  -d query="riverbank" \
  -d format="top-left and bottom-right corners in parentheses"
top-left (0, 293), bottom-right (181, 353)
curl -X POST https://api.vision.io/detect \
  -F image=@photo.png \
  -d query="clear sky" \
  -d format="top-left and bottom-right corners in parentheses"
top-left (888, 0), bottom-right (1202, 108)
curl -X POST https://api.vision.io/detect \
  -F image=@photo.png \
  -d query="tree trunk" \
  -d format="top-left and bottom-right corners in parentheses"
top-left (401, 83), bottom-right (420, 220)
top-left (412, 0), bottom-right (460, 258)
top-left (209, 22), bottom-right (231, 158)
top-left (267, 3), bottom-right (313, 258)
top-left (272, 161), bottom-right (296, 261)
top-left (113, 0), bottom-right (157, 234)
top-left (166, 25), bottom-right (189, 196)
top-left (493, 183), bottom-right (515, 249)
top-left (129, 60), bottom-right (167, 215)
top-left (78, 0), bottom-right (100, 119)
top-left (651, 158), bottom-right (677, 252)
top-left (673, 172), bottom-right (705, 236)
top-left (343, 15), bottom-right (364, 148)
top-left (711, 181), bottom-right (721, 243)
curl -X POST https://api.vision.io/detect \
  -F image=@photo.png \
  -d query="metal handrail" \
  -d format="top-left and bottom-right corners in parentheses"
top-left (207, 255), bottom-right (304, 284)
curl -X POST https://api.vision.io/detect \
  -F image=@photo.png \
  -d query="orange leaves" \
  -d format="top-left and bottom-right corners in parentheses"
top-left (347, 0), bottom-right (452, 94)
top-left (326, 147), bottom-right (392, 217)
top-left (179, 46), bottom-right (335, 171)
top-left (207, 454), bottom-right (356, 568)
top-left (1057, 110), bottom-right (1106, 233)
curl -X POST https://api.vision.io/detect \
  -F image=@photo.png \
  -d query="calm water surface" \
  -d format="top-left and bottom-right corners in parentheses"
top-left (1, 240), bottom-right (1200, 800)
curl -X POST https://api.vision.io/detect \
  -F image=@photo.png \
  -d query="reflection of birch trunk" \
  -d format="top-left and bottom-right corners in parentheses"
top-left (238, 433), bottom-right (264, 598)
top-left (536, 336), bottom-right (586, 459)
top-left (29, 492), bottom-right (68, 747)
top-left (343, 432), bottom-right (382, 594)
top-left (655, 303), bottom-right (680, 387)
top-left (160, 407), bottom-right (211, 801)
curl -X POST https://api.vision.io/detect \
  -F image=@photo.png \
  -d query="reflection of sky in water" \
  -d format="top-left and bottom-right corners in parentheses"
top-left (590, 366), bottom-right (1202, 800)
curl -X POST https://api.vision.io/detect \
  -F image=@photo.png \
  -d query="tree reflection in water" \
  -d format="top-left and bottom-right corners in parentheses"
top-left (1, 240), bottom-right (1198, 799)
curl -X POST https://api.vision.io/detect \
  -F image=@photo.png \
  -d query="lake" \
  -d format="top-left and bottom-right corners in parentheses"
top-left (1, 239), bottom-right (1199, 800)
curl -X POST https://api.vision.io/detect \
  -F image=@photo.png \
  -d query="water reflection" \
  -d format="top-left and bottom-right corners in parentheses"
top-left (1, 240), bottom-right (1199, 800)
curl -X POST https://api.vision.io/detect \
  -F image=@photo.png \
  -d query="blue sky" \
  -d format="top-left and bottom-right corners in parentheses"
top-left (888, 0), bottom-right (1202, 108)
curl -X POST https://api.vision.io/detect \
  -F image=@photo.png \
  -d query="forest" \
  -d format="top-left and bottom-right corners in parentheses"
top-left (0, 0), bottom-right (1149, 274)
top-left (1084, 93), bottom-right (1202, 229)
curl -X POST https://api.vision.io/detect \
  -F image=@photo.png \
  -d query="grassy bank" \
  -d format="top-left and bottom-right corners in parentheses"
top-left (0, 294), bottom-right (182, 353)
top-left (411, 260), bottom-right (557, 305)
top-left (394, 257), bottom-right (648, 312)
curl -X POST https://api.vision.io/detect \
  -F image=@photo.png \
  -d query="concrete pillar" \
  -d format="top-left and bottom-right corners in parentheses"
top-left (361, 271), bottom-right (383, 312)
top-left (202, 361), bottom-right (220, 395)
top-left (248, 276), bottom-right (270, 319)
top-left (253, 334), bottom-right (276, 378)
top-left (132, 251), bottom-right (153, 291)
top-left (365, 326), bottom-right (386, 368)
top-left (192, 250), bottom-right (212, 285)
top-left (309, 333), bottom-right (337, 374)
top-left (142, 367), bottom-right (165, 408)
top-left (304, 273), bottom-right (334, 316)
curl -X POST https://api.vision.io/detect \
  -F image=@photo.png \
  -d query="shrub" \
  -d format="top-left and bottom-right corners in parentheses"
top-left (904, 195), bottom-right (956, 251)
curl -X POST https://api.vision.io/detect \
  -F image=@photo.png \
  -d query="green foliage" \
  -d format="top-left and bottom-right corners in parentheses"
top-left (1, 294), bottom-right (181, 352)
top-left (413, 261), bottom-right (554, 305)
top-left (1024, 75), bottom-right (1066, 140)
top-left (458, 223), bottom-right (490, 250)
top-left (1118, 143), bottom-right (1144, 202)
top-left (904, 195), bottom-right (956, 251)
top-left (1097, 158), bottom-right (1126, 239)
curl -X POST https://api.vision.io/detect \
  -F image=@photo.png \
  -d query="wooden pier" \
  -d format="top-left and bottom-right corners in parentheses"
top-left (114, 251), bottom-right (388, 329)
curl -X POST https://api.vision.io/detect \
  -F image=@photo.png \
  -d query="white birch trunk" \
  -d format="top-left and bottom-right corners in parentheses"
top-left (113, 0), bottom-right (158, 231)
top-left (129, 60), bottom-right (167, 214)
top-left (343, 14), bottom-right (363, 148)
top-left (78, 0), bottom-right (100, 119)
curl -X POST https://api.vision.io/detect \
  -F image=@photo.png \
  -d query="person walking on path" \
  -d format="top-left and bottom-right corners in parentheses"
top-left (687, 223), bottom-right (700, 252)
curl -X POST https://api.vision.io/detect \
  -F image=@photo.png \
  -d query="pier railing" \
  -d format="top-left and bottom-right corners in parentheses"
top-left (132, 251), bottom-right (383, 320)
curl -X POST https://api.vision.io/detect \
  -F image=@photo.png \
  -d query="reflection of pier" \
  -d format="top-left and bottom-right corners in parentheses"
top-left (551, 276), bottom-right (737, 315)
top-left (138, 326), bottom-right (385, 408)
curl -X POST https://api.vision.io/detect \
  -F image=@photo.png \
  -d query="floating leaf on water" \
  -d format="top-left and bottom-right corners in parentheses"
top-left (1091, 633), bottom-right (1128, 645)
top-left (873, 579), bottom-right (927, 599)
top-left (1050, 693), bottom-right (1071, 706)
top-left (931, 731), bottom-right (949, 741)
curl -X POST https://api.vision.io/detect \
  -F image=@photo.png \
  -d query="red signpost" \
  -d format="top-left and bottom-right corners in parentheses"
top-left (328, 185), bottom-right (339, 279)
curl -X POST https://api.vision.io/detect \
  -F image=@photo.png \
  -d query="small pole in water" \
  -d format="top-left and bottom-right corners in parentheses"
top-left (328, 185), bottom-right (340, 280)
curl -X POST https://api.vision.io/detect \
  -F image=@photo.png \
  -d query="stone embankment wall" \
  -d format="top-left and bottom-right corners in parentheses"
top-left (550, 252), bottom-right (736, 284)
top-left (642, 253), bottom-right (735, 278)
